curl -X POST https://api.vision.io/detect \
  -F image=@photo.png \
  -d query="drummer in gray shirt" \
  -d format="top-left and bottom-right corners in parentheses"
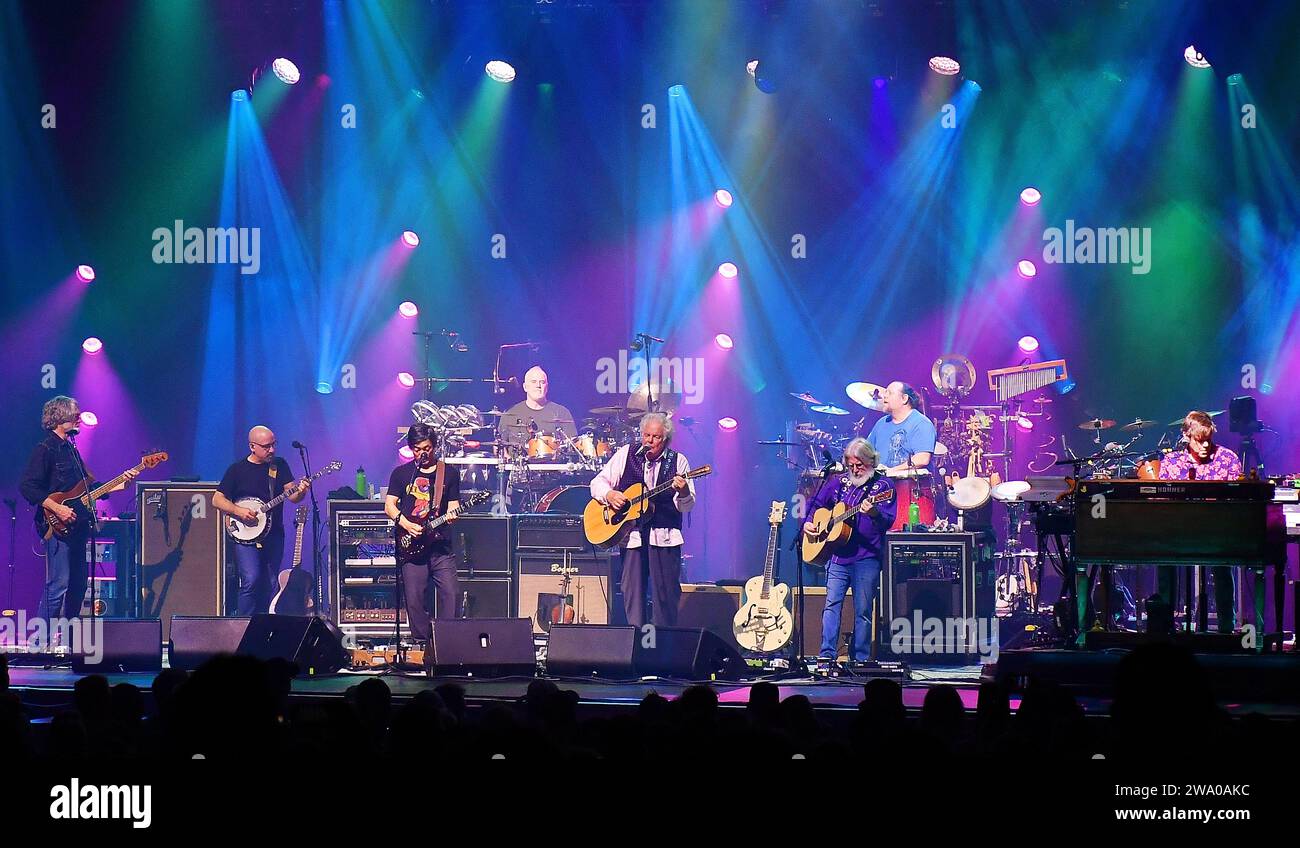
top-left (498, 366), bottom-right (577, 449)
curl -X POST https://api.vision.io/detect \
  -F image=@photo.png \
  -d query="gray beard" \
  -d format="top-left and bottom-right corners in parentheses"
top-left (847, 470), bottom-right (870, 487)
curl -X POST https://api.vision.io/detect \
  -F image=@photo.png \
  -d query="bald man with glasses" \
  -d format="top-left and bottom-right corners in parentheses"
top-left (213, 426), bottom-right (311, 615)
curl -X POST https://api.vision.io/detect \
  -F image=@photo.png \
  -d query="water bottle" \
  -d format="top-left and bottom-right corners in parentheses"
top-left (355, 466), bottom-right (367, 499)
top-left (908, 500), bottom-right (920, 531)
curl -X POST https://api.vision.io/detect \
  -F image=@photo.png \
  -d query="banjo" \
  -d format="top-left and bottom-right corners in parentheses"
top-left (224, 460), bottom-right (342, 545)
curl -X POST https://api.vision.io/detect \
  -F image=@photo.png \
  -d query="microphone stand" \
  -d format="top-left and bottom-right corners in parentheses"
top-left (4, 498), bottom-right (16, 615)
top-left (294, 443), bottom-right (325, 615)
top-left (68, 436), bottom-right (97, 646)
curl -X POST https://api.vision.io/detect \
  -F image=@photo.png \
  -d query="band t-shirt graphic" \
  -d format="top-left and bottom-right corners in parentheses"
top-left (866, 409), bottom-right (937, 468)
top-left (218, 457), bottom-right (294, 538)
top-left (387, 461), bottom-right (460, 556)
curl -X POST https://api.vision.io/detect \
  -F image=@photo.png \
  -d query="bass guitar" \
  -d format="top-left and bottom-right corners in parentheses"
top-left (732, 501), bottom-right (792, 653)
top-left (268, 506), bottom-right (312, 616)
top-left (583, 464), bottom-right (713, 548)
top-left (42, 451), bottom-right (169, 539)
top-left (801, 488), bottom-right (896, 566)
top-left (224, 461), bottom-right (342, 545)
top-left (394, 490), bottom-right (492, 562)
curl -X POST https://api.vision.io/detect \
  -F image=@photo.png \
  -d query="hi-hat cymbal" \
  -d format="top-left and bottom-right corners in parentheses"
top-left (1120, 418), bottom-right (1159, 432)
top-left (1078, 418), bottom-right (1116, 431)
top-left (790, 392), bottom-right (821, 405)
top-left (845, 382), bottom-right (887, 411)
top-left (811, 404), bottom-right (850, 416)
top-left (1168, 410), bottom-right (1225, 427)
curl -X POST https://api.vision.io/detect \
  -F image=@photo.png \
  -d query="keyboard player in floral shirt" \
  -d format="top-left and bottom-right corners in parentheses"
top-left (1155, 410), bottom-right (1244, 632)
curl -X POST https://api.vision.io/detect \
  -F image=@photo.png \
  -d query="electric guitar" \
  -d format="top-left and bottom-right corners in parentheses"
top-left (268, 506), bottom-right (313, 616)
top-left (42, 451), bottom-right (169, 539)
top-left (732, 501), bottom-right (792, 653)
top-left (583, 464), bottom-right (713, 548)
top-left (394, 490), bottom-right (492, 562)
top-left (801, 488), bottom-right (896, 566)
top-left (224, 460), bottom-right (342, 545)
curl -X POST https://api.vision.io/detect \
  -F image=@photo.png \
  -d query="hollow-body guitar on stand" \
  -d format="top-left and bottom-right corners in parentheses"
top-left (268, 506), bottom-right (312, 616)
top-left (732, 501), bottom-right (792, 653)
top-left (224, 461), bottom-right (342, 545)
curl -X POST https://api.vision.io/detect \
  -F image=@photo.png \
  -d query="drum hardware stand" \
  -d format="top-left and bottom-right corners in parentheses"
top-left (3, 497), bottom-right (16, 615)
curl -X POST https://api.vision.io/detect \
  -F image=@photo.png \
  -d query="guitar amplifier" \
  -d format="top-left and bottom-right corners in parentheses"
top-left (881, 531), bottom-right (994, 662)
top-left (516, 513), bottom-right (588, 551)
top-left (516, 551), bottom-right (612, 634)
top-left (452, 514), bottom-right (514, 575)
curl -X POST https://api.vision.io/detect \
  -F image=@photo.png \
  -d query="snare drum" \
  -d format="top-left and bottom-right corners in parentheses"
top-left (527, 435), bottom-right (559, 459)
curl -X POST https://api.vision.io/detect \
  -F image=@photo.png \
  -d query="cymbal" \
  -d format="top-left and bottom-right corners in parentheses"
top-left (1120, 418), bottom-right (1159, 432)
top-left (811, 404), bottom-right (850, 416)
top-left (790, 392), bottom-right (821, 404)
top-left (1078, 418), bottom-right (1116, 431)
top-left (589, 406), bottom-right (625, 416)
top-left (845, 381), bottom-right (887, 411)
top-left (756, 440), bottom-right (801, 447)
top-left (626, 382), bottom-right (682, 419)
top-left (1168, 410), bottom-right (1225, 427)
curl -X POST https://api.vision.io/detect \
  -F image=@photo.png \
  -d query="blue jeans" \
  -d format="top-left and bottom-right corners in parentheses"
top-left (821, 557), bottom-right (881, 661)
top-left (232, 535), bottom-right (285, 616)
top-left (39, 533), bottom-right (88, 621)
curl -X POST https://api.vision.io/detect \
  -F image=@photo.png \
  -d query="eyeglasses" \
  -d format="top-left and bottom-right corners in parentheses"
top-left (251, 441), bottom-right (276, 450)
top-left (846, 460), bottom-right (869, 470)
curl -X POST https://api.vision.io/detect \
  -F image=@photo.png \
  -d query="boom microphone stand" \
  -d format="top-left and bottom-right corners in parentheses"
top-left (293, 442), bottom-right (326, 615)
top-left (68, 435), bottom-right (97, 648)
top-left (4, 498), bottom-right (16, 615)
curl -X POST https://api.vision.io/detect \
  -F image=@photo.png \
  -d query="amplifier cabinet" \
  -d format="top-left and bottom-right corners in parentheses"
top-left (516, 551), bottom-right (612, 634)
top-left (137, 482), bottom-right (228, 642)
top-left (882, 531), bottom-right (994, 661)
top-left (516, 513), bottom-right (589, 551)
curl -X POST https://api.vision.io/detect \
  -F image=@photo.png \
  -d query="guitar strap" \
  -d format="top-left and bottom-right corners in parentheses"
top-left (432, 459), bottom-right (446, 517)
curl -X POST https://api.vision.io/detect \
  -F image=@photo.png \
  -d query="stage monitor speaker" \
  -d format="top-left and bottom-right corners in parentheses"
top-left (546, 625), bottom-right (636, 677)
top-left (451, 514), bottom-right (513, 575)
top-left (137, 483), bottom-right (228, 643)
top-left (235, 614), bottom-right (346, 676)
top-left (426, 617), bottom-right (535, 677)
top-left (634, 626), bottom-right (745, 680)
top-left (72, 618), bottom-right (162, 674)
top-left (516, 552), bottom-right (612, 634)
top-left (169, 615), bottom-right (251, 671)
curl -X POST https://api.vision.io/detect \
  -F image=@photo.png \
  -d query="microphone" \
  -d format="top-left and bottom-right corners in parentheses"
top-left (641, 333), bottom-right (666, 343)
top-left (292, 440), bottom-right (307, 450)
top-left (635, 443), bottom-right (648, 457)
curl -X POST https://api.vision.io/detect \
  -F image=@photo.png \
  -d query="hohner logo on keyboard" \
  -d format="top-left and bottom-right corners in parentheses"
top-left (550, 563), bottom-right (579, 575)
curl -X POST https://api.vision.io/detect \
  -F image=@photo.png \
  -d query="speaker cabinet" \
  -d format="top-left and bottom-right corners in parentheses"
top-left (137, 483), bottom-right (228, 643)
top-left (426, 617), bottom-right (535, 677)
top-left (459, 577), bottom-right (513, 619)
top-left (450, 514), bottom-right (513, 575)
top-left (235, 614), bottom-right (347, 676)
top-left (71, 618), bottom-right (162, 674)
top-left (546, 625), bottom-right (636, 677)
top-left (677, 584), bottom-right (862, 660)
top-left (169, 615), bottom-right (251, 671)
top-left (516, 551), bottom-right (612, 634)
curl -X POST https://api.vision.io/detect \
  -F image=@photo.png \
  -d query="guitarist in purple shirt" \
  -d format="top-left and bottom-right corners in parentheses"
top-left (803, 439), bottom-right (896, 662)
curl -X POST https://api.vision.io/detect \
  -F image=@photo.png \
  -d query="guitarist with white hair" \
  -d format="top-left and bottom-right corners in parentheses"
top-left (802, 438), bottom-right (896, 663)
top-left (590, 412), bottom-right (695, 628)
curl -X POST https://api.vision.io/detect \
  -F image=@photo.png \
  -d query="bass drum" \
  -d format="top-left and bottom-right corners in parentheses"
top-left (1135, 458), bottom-right (1161, 480)
top-left (536, 485), bottom-right (592, 514)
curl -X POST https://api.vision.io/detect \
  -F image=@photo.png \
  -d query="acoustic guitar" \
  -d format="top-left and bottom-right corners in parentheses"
top-left (732, 501), bottom-right (792, 653)
top-left (800, 488), bottom-right (896, 566)
top-left (268, 506), bottom-right (312, 616)
top-left (583, 464), bottom-right (713, 548)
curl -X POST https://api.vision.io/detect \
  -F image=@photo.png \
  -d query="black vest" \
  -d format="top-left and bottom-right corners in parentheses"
top-left (615, 447), bottom-right (682, 533)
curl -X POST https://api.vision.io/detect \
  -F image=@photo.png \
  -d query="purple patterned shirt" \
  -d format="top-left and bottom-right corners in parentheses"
top-left (1157, 445), bottom-right (1243, 481)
